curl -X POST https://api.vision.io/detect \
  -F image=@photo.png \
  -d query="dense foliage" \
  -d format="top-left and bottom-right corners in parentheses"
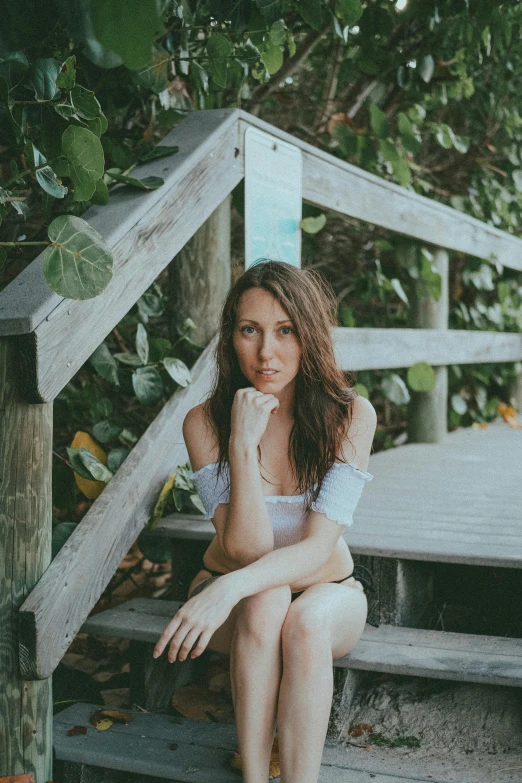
top-left (1, 0), bottom-right (521, 562)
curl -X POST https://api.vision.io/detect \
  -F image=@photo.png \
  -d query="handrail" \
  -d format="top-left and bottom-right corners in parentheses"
top-left (19, 338), bottom-right (217, 680)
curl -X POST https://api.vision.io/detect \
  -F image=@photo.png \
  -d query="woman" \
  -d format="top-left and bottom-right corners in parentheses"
top-left (153, 259), bottom-right (377, 783)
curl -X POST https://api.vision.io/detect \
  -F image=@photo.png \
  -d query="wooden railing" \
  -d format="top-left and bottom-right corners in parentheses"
top-left (3, 108), bottom-right (522, 683)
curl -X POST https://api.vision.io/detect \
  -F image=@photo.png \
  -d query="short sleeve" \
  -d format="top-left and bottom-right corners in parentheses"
top-left (310, 462), bottom-right (373, 528)
top-left (188, 462), bottom-right (230, 519)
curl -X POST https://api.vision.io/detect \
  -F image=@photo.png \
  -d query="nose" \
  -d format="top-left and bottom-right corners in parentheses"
top-left (258, 332), bottom-right (275, 360)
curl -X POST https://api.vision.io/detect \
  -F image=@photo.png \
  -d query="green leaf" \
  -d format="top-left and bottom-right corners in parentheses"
top-left (105, 169), bottom-right (164, 190)
top-left (269, 20), bottom-right (287, 46)
top-left (131, 44), bottom-right (170, 93)
top-left (390, 278), bottom-right (408, 304)
top-left (87, 113), bottom-right (108, 138)
top-left (71, 85), bottom-right (102, 120)
top-left (298, 0), bottom-right (325, 30)
top-left (206, 34), bottom-right (234, 88)
top-left (335, 0), bottom-right (362, 25)
top-left (370, 103), bottom-right (389, 138)
top-left (407, 362), bottom-right (435, 392)
top-left (56, 56), bottom-right (77, 90)
top-left (162, 357), bottom-right (192, 387)
top-left (52, 522), bottom-right (78, 559)
top-left (62, 125), bottom-right (105, 201)
top-left (0, 51), bottom-right (29, 89)
top-left (89, 342), bottom-right (119, 384)
top-left (135, 143), bottom-right (178, 164)
top-left (137, 532), bottom-right (172, 563)
top-left (300, 214), bottom-right (326, 234)
top-left (114, 352), bottom-right (143, 366)
top-left (66, 447), bottom-right (97, 480)
top-left (451, 393), bottom-right (467, 415)
top-left (28, 58), bottom-right (61, 101)
top-left (54, 102), bottom-right (76, 120)
top-left (333, 124), bottom-right (358, 157)
top-left (78, 447), bottom-right (113, 482)
top-left (132, 366), bottom-right (164, 404)
top-left (90, 177), bottom-right (109, 205)
top-left (107, 447), bottom-right (130, 472)
top-left (136, 323), bottom-right (149, 364)
top-left (190, 493), bottom-right (206, 515)
top-left (381, 373), bottom-right (410, 405)
top-left (92, 0), bottom-right (163, 71)
top-left (260, 40), bottom-right (283, 74)
top-left (43, 215), bottom-right (113, 300)
top-left (397, 112), bottom-right (421, 154)
top-left (92, 419), bottom-right (124, 443)
top-left (35, 165), bottom-right (68, 198)
top-left (418, 54), bottom-right (435, 83)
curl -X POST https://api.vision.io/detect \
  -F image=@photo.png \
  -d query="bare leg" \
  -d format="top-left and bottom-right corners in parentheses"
top-left (229, 585), bottom-right (292, 783)
top-left (277, 581), bottom-right (368, 783)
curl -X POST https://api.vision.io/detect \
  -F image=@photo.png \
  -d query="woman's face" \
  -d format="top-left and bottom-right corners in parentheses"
top-left (232, 287), bottom-right (302, 394)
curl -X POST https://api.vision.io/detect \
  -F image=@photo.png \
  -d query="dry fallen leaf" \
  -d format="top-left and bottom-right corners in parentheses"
top-left (96, 708), bottom-right (135, 724)
top-left (349, 722), bottom-right (373, 737)
top-left (67, 725), bottom-right (87, 736)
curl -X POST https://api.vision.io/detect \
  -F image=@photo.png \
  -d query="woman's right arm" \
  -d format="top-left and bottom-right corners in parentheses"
top-left (183, 392), bottom-right (277, 566)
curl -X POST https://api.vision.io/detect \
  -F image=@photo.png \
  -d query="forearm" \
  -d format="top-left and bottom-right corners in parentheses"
top-left (224, 439), bottom-right (274, 562)
top-left (228, 538), bottom-right (329, 600)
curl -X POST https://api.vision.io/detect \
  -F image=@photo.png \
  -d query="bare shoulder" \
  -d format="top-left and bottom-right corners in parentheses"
top-left (182, 402), bottom-right (219, 471)
top-left (339, 394), bottom-right (377, 471)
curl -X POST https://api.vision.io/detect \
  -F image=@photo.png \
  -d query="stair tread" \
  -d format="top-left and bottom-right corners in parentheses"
top-left (54, 703), bottom-right (445, 783)
top-left (80, 598), bottom-right (522, 687)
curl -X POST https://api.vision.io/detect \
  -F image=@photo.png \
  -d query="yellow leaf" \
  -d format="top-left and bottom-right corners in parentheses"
top-left (71, 431), bottom-right (107, 500)
top-left (147, 472), bottom-right (176, 532)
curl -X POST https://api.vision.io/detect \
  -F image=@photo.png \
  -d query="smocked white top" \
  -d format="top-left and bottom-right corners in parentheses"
top-left (188, 461), bottom-right (374, 549)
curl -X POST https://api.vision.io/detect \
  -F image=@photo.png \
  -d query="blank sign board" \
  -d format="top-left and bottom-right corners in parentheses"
top-left (244, 127), bottom-right (302, 269)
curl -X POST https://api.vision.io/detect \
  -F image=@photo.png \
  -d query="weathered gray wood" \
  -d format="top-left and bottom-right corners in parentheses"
top-left (331, 327), bottom-right (522, 370)
top-left (349, 418), bottom-right (522, 568)
top-left (238, 112), bottom-right (522, 272)
top-left (407, 248), bottom-right (449, 444)
top-left (168, 195), bottom-right (231, 348)
top-left (53, 703), bottom-right (456, 783)
top-left (79, 597), bottom-right (522, 687)
top-left (0, 339), bottom-right (52, 782)
top-left (80, 598), bottom-right (182, 641)
top-left (7, 110), bottom-right (242, 403)
top-left (19, 339), bottom-right (217, 680)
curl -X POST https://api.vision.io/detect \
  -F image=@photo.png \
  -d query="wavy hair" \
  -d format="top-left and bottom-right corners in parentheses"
top-left (204, 260), bottom-right (358, 507)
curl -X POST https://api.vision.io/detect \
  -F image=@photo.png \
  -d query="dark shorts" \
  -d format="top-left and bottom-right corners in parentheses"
top-left (188, 561), bottom-right (376, 610)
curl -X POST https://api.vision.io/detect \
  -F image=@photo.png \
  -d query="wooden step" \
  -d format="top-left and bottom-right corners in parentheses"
top-left (54, 702), bottom-right (442, 783)
top-left (81, 598), bottom-right (522, 688)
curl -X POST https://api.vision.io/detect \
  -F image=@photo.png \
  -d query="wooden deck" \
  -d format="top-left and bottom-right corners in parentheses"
top-left (350, 418), bottom-right (522, 568)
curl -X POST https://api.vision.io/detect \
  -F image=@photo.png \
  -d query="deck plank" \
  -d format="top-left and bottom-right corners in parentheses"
top-left (53, 703), bottom-right (450, 783)
top-left (81, 598), bottom-right (522, 688)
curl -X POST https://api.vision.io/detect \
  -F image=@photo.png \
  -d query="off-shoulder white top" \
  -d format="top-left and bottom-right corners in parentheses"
top-left (188, 461), bottom-right (373, 549)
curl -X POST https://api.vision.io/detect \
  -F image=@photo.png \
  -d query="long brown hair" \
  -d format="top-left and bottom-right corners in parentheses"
top-left (205, 260), bottom-right (358, 507)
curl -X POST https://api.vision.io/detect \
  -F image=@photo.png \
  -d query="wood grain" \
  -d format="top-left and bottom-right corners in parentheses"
top-left (19, 339), bottom-right (217, 680)
top-left (0, 339), bottom-right (52, 780)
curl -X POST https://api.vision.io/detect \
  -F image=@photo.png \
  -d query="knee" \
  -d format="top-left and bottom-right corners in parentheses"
top-left (281, 605), bottom-right (327, 659)
top-left (236, 585), bottom-right (292, 643)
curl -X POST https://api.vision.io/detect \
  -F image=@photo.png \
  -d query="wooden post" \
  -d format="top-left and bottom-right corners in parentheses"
top-left (0, 338), bottom-right (53, 782)
top-left (408, 247), bottom-right (449, 444)
top-left (167, 195), bottom-right (232, 348)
